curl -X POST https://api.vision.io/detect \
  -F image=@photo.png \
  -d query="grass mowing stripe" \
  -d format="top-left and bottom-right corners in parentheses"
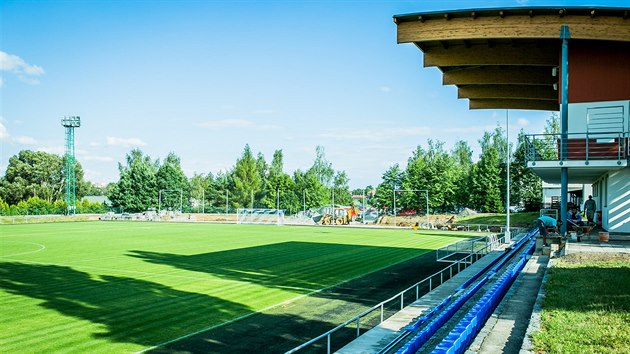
top-left (2, 222), bottom-right (477, 353)
top-left (138, 243), bottom-right (431, 353)
top-left (0, 257), bottom-right (231, 283)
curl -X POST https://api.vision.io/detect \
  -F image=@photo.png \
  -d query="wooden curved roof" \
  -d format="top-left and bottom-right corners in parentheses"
top-left (393, 7), bottom-right (630, 111)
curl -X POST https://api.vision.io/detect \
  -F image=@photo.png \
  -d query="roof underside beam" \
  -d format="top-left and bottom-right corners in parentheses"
top-left (422, 44), bottom-right (558, 67)
top-left (442, 66), bottom-right (557, 85)
top-left (469, 99), bottom-right (559, 111)
top-left (458, 84), bottom-right (557, 100)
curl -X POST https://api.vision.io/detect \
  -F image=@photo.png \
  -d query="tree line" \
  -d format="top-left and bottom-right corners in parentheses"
top-left (0, 114), bottom-right (557, 215)
top-left (107, 145), bottom-right (353, 213)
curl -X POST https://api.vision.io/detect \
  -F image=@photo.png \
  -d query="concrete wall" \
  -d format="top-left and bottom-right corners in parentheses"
top-left (605, 167), bottom-right (630, 233)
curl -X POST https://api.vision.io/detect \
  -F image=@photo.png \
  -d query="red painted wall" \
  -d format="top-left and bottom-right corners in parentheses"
top-left (559, 40), bottom-right (630, 103)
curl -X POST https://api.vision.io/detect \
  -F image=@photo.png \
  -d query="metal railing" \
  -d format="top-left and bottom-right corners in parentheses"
top-left (285, 234), bottom-right (507, 354)
top-left (436, 236), bottom-right (491, 262)
top-left (523, 131), bottom-right (629, 164)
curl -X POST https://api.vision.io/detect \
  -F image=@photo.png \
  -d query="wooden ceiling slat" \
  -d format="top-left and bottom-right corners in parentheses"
top-left (423, 44), bottom-right (558, 67)
top-left (442, 66), bottom-right (556, 85)
top-left (458, 84), bottom-right (557, 100)
top-left (469, 99), bottom-right (559, 111)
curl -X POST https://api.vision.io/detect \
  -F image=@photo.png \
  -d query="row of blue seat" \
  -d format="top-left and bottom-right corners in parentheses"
top-left (396, 229), bottom-right (539, 354)
top-left (430, 235), bottom-right (537, 354)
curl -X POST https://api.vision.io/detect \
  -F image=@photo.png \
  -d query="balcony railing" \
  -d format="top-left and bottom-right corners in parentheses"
top-left (524, 131), bottom-right (629, 164)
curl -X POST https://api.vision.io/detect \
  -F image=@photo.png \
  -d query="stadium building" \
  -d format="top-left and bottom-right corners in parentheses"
top-left (393, 6), bottom-right (630, 233)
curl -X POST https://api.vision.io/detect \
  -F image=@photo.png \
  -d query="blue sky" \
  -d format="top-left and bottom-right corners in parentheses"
top-left (1, 0), bottom-right (623, 189)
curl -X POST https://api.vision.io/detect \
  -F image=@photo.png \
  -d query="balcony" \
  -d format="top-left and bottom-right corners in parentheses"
top-left (523, 131), bottom-right (629, 184)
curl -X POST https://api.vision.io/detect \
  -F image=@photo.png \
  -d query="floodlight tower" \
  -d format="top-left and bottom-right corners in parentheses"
top-left (61, 116), bottom-right (81, 215)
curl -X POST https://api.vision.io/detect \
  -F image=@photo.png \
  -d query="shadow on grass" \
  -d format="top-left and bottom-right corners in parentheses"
top-left (0, 262), bottom-right (250, 348)
top-left (129, 242), bottom-right (434, 300)
top-left (148, 249), bottom-right (448, 354)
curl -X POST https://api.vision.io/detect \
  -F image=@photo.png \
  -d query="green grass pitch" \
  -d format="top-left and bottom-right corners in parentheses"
top-left (0, 222), bottom-right (476, 353)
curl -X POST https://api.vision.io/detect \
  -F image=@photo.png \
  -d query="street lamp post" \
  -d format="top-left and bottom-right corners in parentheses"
top-left (506, 109), bottom-right (512, 243)
top-left (393, 188), bottom-right (397, 227)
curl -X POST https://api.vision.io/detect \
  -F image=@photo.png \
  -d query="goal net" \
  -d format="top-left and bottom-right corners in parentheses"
top-left (236, 208), bottom-right (285, 225)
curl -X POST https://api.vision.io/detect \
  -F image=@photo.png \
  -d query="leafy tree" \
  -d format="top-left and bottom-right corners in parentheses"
top-left (0, 150), bottom-right (92, 209)
top-left (82, 181), bottom-right (106, 196)
top-left (262, 150), bottom-right (296, 211)
top-left (189, 173), bottom-right (210, 212)
top-left (156, 152), bottom-right (190, 211)
top-left (108, 148), bottom-right (158, 212)
top-left (470, 147), bottom-right (503, 212)
top-left (0, 150), bottom-right (64, 204)
top-left (211, 170), bottom-right (232, 210)
top-left (76, 198), bottom-right (108, 214)
top-left (512, 131), bottom-right (543, 211)
top-left (402, 140), bottom-right (457, 213)
top-left (253, 152), bottom-right (269, 207)
top-left (452, 140), bottom-right (473, 209)
top-left (332, 171), bottom-right (352, 206)
top-left (292, 169), bottom-right (328, 210)
top-left (479, 125), bottom-right (513, 209)
top-left (232, 144), bottom-right (262, 208)
top-left (542, 112), bottom-right (561, 159)
top-left (309, 146), bottom-right (334, 188)
top-left (373, 164), bottom-right (403, 211)
top-left (0, 197), bottom-right (9, 215)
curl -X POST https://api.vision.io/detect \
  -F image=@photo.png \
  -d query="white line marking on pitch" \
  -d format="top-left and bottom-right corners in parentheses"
top-left (0, 242), bottom-right (46, 257)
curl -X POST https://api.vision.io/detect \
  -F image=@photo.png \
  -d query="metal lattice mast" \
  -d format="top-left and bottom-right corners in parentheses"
top-left (61, 116), bottom-right (81, 215)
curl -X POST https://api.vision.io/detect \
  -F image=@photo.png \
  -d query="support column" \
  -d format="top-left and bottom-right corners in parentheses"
top-left (560, 25), bottom-right (570, 235)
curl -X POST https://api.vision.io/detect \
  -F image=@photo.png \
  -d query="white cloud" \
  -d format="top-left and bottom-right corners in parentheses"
top-left (0, 51), bottom-right (44, 75)
top-left (0, 51), bottom-right (45, 86)
top-left (442, 125), bottom-right (496, 134)
top-left (254, 109), bottom-right (274, 114)
top-left (380, 86), bottom-right (392, 93)
top-left (81, 155), bottom-right (114, 162)
top-left (0, 121), bottom-right (9, 140)
top-left (14, 136), bottom-right (38, 145)
top-left (0, 77), bottom-right (4, 88)
top-left (198, 119), bottom-right (278, 130)
top-left (320, 126), bottom-right (431, 142)
top-left (516, 0), bottom-right (530, 5)
top-left (37, 145), bottom-right (65, 155)
top-left (17, 75), bottom-right (41, 85)
top-left (0, 121), bottom-right (37, 145)
top-left (106, 136), bottom-right (148, 148)
top-left (516, 118), bottom-right (530, 127)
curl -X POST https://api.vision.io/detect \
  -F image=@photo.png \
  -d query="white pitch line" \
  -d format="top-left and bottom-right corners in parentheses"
top-left (0, 242), bottom-right (46, 257)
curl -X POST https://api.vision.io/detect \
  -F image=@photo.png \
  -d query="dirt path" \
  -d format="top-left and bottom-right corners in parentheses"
top-left (150, 251), bottom-right (446, 353)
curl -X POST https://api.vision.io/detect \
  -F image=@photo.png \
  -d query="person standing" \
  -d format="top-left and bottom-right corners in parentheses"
top-left (536, 215), bottom-right (562, 246)
top-left (584, 195), bottom-right (596, 225)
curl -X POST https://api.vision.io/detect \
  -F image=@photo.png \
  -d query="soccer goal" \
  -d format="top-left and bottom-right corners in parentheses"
top-left (236, 208), bottom-right (285, 225)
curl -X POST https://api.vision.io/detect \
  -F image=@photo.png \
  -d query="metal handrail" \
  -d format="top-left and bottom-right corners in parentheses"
top-left (284, 234), bottom-right (507, 354)
top-left (523, 131), bottom-right (628, 164)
